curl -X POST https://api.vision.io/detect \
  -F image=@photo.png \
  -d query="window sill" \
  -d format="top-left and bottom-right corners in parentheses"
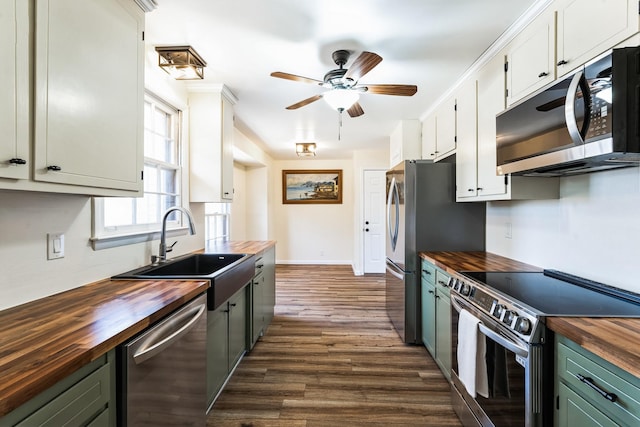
top-left (90, 227), bottom-right (190, 250)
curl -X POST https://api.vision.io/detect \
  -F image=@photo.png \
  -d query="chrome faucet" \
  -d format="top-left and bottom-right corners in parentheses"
top-left (153, 206), bottom-right (196, 264)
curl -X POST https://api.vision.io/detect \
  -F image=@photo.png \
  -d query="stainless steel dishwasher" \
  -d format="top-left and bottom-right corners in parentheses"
top-left (118, 293), bottom-right (207, 426)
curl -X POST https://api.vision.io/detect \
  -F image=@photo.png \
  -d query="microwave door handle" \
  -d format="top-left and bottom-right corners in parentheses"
top-left (565, 70), bottom-right (592, 144)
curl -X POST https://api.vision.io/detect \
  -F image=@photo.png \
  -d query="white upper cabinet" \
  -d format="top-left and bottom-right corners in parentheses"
top-left (421, 114), bottom-right (437, 161)
top-left (457, 53), bottom-right (559, 202)
top-left (421, 96), bottom-right (456, 162)
top-left (189, 86), bottom-right (236, 202)
top-left (390, 119), bottom-right (421, 167)
top-left (32, 0), bottom-right (144, 193)
top-left (556, 0), bottom-right (639, 77)
top-left (435, 96), bottom-right (457, 158)
top-left (0, 0), bottom-right (29, 180)
top-left (506, 10), bottom-right (556, 106)
top-left (455, 79), bottom-right (478, 199)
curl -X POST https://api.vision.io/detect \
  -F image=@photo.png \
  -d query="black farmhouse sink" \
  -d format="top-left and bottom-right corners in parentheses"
top-left (113, 253), bottom-right (255, 310)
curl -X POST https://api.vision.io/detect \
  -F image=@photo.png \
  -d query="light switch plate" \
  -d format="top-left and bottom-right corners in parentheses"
top-left (47, 233), bottom-right (65, 260)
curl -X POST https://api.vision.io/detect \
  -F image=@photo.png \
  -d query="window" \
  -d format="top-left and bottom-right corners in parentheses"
top-left (205, 203), bottom-right (230, 243)
top-left (92, 93), bottom-right (183, 249)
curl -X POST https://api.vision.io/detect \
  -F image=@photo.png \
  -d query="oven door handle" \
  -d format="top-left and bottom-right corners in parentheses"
top-left (451, 296), bottom-right (529, 358)
top-left (478, 323), bottom-right (529, 358)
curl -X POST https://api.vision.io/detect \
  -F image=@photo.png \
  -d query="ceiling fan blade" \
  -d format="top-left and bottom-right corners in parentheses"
top-left (344, 51), bottom-right (383, 81)
top-left (286, 94), bottom-right (323, 110)
top-left (271, 71), bottom-right (323, 85)
top-left (347, 102), bottom-right (364, 117)
top-left (363, 84), bottom-right (418, 96)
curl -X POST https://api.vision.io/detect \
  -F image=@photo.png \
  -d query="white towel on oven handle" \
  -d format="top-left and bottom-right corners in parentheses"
top-left (457, 308), bottom-right (489, 398)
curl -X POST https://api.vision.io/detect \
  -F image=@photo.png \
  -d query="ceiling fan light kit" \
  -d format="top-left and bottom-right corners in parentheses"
top-left (296, 143), bottom-right (317, 157)
top-left (323, 89), bottom-right (359, 111)
top-left (271, 49), bottom-right (417, 118)
top-left (155, 45), bottom-right (207, 80)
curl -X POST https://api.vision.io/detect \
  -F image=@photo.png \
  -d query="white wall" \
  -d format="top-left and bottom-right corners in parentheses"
top-left (230, 164), bottom-right (247, 240)
top-left (274, 159), bottom-right (354, 264)
top-left (486, 167), bottom-right (640, 293)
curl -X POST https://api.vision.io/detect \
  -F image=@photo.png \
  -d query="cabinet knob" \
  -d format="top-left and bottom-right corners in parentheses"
top-left (538, 72), bottom-right (549, 78)
top-left (9, 158), bottom-right (27, 165)
top-left (47, 165), bottom-right (61, 171)
top-left (365, 228), bottom-right (369, 232)
top-left (477, 187), bottom-right (483, 191)
top-left (557, 60), bottom-right (568, 66)
top-left (467, 188), bottom-right (474, 192)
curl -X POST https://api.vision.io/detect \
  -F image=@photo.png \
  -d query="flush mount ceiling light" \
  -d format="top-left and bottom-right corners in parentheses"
top-left (323, 88), bottom-right (360, 112)
top-left (296, 143), bottom-right (316, 157)
top-left (155, 45), bottom-right (207, 80)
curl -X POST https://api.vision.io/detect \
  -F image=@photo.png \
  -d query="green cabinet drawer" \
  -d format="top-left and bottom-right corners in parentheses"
top-left (435, 269), bottom-right (451, 298)
top-left (558, 382), bottom-right (618, 427)
top-left (421, 260), bottom-right (435, 284)
top-left (557, 336), bottom-right (640, 426)
top-left (15, 362), bottom-right (111, 427)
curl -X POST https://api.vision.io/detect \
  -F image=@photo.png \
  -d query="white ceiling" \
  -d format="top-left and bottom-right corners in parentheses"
top-left (145, 0), bottom-right (540, 160)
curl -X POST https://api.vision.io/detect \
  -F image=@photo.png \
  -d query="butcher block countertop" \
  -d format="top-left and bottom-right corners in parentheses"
top-left (420, 251), bottom-right (640, 380)
top-left (0, 240), bottom-right (275, 417)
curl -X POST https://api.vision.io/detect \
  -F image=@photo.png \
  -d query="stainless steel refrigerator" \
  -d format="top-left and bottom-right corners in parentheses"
top-left (385, 160), bottom-right (485, 343)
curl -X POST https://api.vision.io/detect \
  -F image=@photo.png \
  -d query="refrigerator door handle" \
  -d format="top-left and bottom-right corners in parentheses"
top-left (387, 177), bottom-right (400, 251)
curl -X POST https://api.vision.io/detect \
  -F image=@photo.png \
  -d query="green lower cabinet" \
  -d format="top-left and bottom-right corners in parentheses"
top-left (420, 259), bottom-right (451, 381)
top-left (421, 278), bottom-right (436, 355)
top-left (558, 382), bottom-right (617, 427)
top-left (0, 351), bottom-right (115, 427)
top-left (206, 285), bottom-right (248, 408)
top-left (556, 334), bottom-right (640, 426)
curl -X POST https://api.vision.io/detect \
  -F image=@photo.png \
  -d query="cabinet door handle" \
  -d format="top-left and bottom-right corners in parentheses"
top-left (47, 165), bottom-right (61, 171)
top-left (575, 374), bottom-right (618, 402)
top-left (557, 60), bottom-right (568, 66)
top-left (538, 72), bottom-right (549, 78)
top-left (467, 188), bottom-right (474, 192)
top-left (422, 269), bottom-right (431, 275)
top-left (428, 290), bottom-right (434, 294)
top-left (9, 158), bottom-right (27, 165)
top-left (476, 187), bottom-right (483, 191)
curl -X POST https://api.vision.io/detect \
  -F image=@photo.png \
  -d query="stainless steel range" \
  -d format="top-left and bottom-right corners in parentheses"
top-left (447, 269), bottom-right (640, 427)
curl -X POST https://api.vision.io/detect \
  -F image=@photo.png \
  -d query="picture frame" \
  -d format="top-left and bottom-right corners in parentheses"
top-left (282, 169), bottom-right (343, 204)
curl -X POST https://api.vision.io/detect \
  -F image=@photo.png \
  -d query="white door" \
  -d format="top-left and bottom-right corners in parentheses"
top-left (363, 170), bottom-right (386, 273)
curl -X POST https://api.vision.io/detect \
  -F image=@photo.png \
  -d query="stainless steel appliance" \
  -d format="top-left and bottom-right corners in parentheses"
top-left (448, 269), bottom-right (640, 427)
top-left (385, 160), bottom-right (485, 343)
top-left (118, 294), bottom-right (207, 426)
top-left (496, 46), bottom-right (640, 177)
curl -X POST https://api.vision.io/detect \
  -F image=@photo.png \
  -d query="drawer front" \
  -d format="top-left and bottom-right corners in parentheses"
top-left (557, 338), bottom-right (640, 425)
top-left (15, 362), bottom-right (110, 427)
top-left (435, 269), bottom-right (451, 298)
top-left (421, 260), bottom-right (435, 284)
top-left (557, 382), bottom-right (618, 427)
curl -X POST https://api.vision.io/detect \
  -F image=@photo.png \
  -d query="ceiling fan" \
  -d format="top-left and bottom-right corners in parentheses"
top-left (270, 50), bottom-right (417, 117)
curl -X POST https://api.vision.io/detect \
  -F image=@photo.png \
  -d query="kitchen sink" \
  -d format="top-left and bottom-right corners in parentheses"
top-left (113, 253), bottom-right (255, 310)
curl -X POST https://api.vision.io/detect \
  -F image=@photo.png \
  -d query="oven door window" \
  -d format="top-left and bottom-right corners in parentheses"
top-left (452, 306), bottom-right (526, 426)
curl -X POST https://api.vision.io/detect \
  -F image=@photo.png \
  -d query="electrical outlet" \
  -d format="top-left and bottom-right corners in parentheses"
top-left (505, 222), bottom-right (512, 239)
top-left (47, 233), bottom-right (65, 260)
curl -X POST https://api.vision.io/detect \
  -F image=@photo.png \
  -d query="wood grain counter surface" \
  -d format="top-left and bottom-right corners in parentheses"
top-left (0, 277), bottom-right (209, 417)
top-left (0, 241), bottom-right (275, 417)
top-left (421, 251), bottom-right (640, 380)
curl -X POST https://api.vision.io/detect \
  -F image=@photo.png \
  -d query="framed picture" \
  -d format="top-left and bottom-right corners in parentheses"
top-left (282, 169), bottom-right (343, 204)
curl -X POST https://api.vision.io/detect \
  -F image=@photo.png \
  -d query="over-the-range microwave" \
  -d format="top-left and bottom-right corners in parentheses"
top-left (496, 46), bottom-right (640, 176)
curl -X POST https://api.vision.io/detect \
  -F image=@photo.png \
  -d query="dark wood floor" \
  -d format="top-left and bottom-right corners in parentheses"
top-left (207, 264), bottom-right (462, 427)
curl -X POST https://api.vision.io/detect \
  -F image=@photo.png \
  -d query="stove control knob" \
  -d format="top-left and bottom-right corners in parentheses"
top-left (454, 280), bottom-right (462, 292)
top-left (503, 310), bottom-right (516, 326)
top-left (460, 283), bottom-right (471, 296)
top-left (515, 317), bottom-right (532, 335)
top-left (493, 304), bottom-right (505, 318)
